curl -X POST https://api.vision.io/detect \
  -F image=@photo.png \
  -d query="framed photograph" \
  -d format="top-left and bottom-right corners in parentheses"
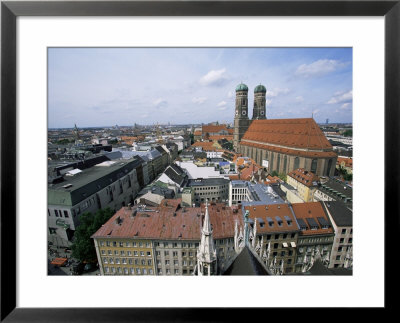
top-left (1, 0), bottom-right (398, 321)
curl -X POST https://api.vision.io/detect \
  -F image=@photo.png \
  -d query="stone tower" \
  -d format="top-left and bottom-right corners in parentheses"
top-left (253, 84), bottom-right (267, 120)
top-left (197, 200), bottom-right (217, 276)
top-left (233, 83), bottom-right (251, 151)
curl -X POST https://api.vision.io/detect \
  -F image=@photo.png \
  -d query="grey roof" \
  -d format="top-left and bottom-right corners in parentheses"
top-left (115, 149), bottom-right (161, 161)
top-left (231, 181), bottom-right (285, 206)
top-left (187, 178), bottom-right (229, 187)
top-left (321, 201), bottom-right (352, 227)
top-left (164, 166), bottom-right (186, 187)
top-left (318, 178), bottom-right (353, 201)
top-left (48, 158), bottom-right (142, 207)
top-left (290, 259), bottom-right (352, 275)
top-left (223, 246), bottom-right (270, 275)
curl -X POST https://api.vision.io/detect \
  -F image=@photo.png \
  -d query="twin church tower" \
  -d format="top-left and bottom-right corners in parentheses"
top-left (233, 83), bottom-right (267, 150)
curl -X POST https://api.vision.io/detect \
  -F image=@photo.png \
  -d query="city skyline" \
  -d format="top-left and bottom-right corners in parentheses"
top-left (48, 47), bottom-right (352, 128)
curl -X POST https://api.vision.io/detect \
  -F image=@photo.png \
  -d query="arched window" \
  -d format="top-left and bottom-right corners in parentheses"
top-left (326, 158), bottom-right (333, 176)
top-left (283, 155), bottom-right (287, 173)
top-left (277, 154), bottom-right (281, 172)
top-left (294, 157), bottom-right (300, 170)
top-left (270, 152), bottom-right (274, 171)
top-left (311, 159), bottom-right (318, 173)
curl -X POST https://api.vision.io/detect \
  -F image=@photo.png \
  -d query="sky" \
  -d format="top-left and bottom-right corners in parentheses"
top-left (48, 47), bottom-right (352, 128)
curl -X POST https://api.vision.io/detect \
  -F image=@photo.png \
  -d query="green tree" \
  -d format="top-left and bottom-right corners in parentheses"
top-left (71, 208), bottom-right (114, 262)
top-left (271, 170), bottom-right (279, 177)
top-left (343, 129), bottom-right (352, 137)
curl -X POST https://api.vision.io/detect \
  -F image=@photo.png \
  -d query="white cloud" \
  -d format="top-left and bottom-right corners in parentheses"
top-left (199, 68), bottom-right (229, 86)
top-left (327, 90), bottom-right (353, 104)
top-left (217, 101), bottom-right (227, 107)
top-left (153, 98), bottom-right (168, 107)
top-left (227, 91), bottom-right (234, 98)
top-left (295, 96), bottom-right (304, 102)
top-left (192, 97), bottom-right (207, 104)
top-left (340, 103), bottom-right (351, 109)
top-left (296, 59), bottom-right (348, 77)
top-left (266, 88), bottom-right (290, 98)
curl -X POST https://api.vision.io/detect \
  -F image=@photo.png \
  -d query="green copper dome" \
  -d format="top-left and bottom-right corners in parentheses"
top-left (254, 84), bottom-right (267, 93)
top-left (235, 83), bottom-right (248, 92)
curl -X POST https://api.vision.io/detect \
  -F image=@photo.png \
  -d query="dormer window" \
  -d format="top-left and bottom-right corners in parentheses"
top-left (267, 217), bottom-right (274, 227)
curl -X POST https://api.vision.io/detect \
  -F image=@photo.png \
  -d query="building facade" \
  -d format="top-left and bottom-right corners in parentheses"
top-left (231, 83), bottom-right (337, 177)
top-left (48, 158), bottom-right (143, 247)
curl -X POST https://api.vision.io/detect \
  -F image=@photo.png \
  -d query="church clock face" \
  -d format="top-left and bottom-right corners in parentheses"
top-left (242, 111), bottom-right (247, 116)
top-left (260, 111), bottom-right (264, 115)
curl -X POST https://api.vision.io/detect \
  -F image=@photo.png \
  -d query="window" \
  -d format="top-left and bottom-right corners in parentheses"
top-left (174, 260), bottom-right (178, 266)
top-left (141, 260), bottom-right (146, 266)
top-left (348, 238), bottom-right (353, 243)
top-left (126, 242), bottom-right (130, 247)
top-left (139, 242), bottom-right (143, 247)
top-left (338, 247), bottom-right (343, 252)
top-left (165, 260), bottom-right (170, 265)
top-left (108, 250), bottom-right (112, 255)
top-left (127, 251), bottom-right (132, 256)
top-left (136, 268), bottom-right (141, 274)
top-left (135, 259), bottom-right (139, 265)
top-left (164, 251), bottom-right (169, 256)
top-left (119, 242), bottom-right (124, 247)
top-left (101, 250), bottom-right (106, 255)
top-left (103, 258), bottom-right (108, 264)
top-left (336, 255), bottom-right (341, 261)
top-left (128, 259), bottom-right (133, 265)
top-left (182, 252), bottom-right (186, 257)
top-left (63, 210), bottom-right (69, 218)
top-left (114, 250), bottom-right (119, 255)
top-left (158, 269), bottom-right (162, 275)
top-left (106, 241), bottom-right (111, 247)
top-left (173, 251), bottom-right (178, 257)
top-left (134, 251), bottom-right (138, 256)
top-left (113, 241), bottom-right (117, 247)
top-left (122, 258), bottom-right (127, 264)
top-left (120, 250), bottom-right (125, 256)
top-left (124, 268), bottom-right (128, 275)
top-left (115, 258), bottom-right (120, 264)
top-left (166, 269), bottom-right (171, 275)
top-left (146, 242), bottom-right (151, 247)
top-left (133, 242), bottom-right (137, 247)
top-left (275, 234), bottom-right (280, 240)
top-left (175, 269), bottom-right (179, 275)
top-left (140, 251), bottom-right (144, 256)
top-left (105, 267), bottom-right (110, 273)
top-left (340, 238), bottom-right (344, 243)
top-left (55, 210), bottom-right (59, 217)
top-left (189, 252), bottom-right (193, 257)
top-left (281, 251), bottom-right (286, 257)
top-left (273, 243), bottom-right (279, 249)
top-left (341, 228), bottom-right (347, 234)
top-left (109, 258), bottom-right (114, 264)
top-left (147, 251), bottom-right (151, 257)
top-left (147, 260), bottom-right (152, 266)
top-left (173, 243), bottom-right (178, 248)
top-left (183, 260), bottom-right (187, 266)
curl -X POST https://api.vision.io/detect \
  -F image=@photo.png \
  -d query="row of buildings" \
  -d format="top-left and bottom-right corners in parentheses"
top-left (91, 198), bottom-right (352, 276)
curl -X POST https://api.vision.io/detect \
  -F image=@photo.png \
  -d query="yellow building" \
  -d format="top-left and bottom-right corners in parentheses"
top-left (286, 168), bottom-right (319, 202)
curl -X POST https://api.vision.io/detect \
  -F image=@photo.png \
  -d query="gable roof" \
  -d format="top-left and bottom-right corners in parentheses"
top-left (241, 118), bottom-right (336, 158)
top-left (223, 246), bottom-right (269, 275)
top-left (287, 168), bottom-right (319, 187)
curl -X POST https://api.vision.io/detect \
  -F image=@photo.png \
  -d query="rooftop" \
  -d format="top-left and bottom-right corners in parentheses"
top-left (241, 118), bottom-right (336, 158)
top-left (48, 157), bottom-right (143, 206)
top-left (92, 201), bottom-right (244, 240)
top-left (291, 202), bottom-right (334, 236)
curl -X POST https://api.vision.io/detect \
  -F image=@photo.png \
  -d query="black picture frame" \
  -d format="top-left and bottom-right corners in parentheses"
top-left (1, 0), bottom-right (398, 321)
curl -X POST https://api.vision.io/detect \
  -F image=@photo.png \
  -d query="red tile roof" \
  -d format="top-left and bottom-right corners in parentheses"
top-left (244, 204), bottom-right (299, 234)
top-left (202, 125), bottom-right (230, 134)
top-left (337, 157), bottom-right (353, 168)
top-left (291, 202), bottom-right (334, 236)
top-left (287, 168), bottom-right (319, 187)
top-left (241, 118), bottom-right (336, 158)
top-left (92, 202), bottom-right (244, 241)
